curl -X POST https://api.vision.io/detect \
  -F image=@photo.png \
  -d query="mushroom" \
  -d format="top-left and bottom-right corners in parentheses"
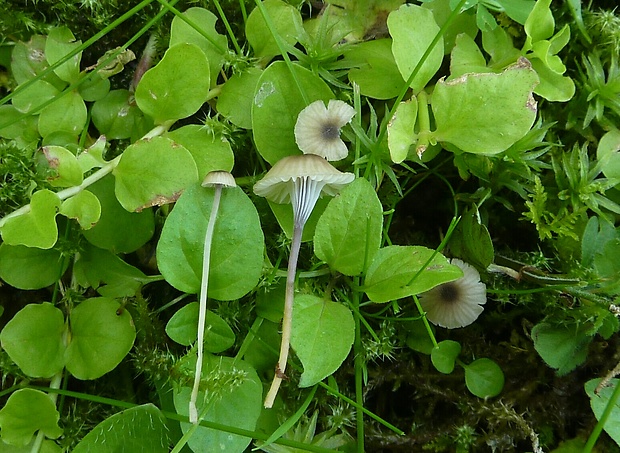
top-left (254, 154), bottom-right (354, 408)
top-left (189, 170), bottom-right (236, 424)
top-left (294, 100), bottom-right (356, 161)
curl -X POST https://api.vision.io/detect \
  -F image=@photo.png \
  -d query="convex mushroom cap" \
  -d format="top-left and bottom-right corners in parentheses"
top-left (202, 170), bottom-right (236, 188)
top-left (253, 154), bottom-right (355, 227)
top-left (254, 154), bottom-right (355, 203)
top-left (294, 100), bottom-right (356, 161)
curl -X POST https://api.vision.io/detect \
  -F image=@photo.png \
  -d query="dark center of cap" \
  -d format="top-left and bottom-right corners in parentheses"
top-left (438, 282), bottom-right (460, 304)
top-left (322, 124), bottom-right (340, 140)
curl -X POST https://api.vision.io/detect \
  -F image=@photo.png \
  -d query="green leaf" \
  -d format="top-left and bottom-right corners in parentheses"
top-left (529, 57), bottom-right (574, 102)
top-left (585, 378), bottom-right (620, 447)
top-left (11, 35), bottom-right (64, 86)
top-left (450, 33), bottom-right (489, 78)
top-left (432, 58), bottom-right (539, 154)
top-left (246, 0), bottom-right (302, 59)
top-left (314, 178), bottom-right (383, 276)
top-left (290, 295), bottom-right (355, 387)
top-left (531, 322), bottom-right (592, 375)
top-left (1, 189), bottom-right (60, 249)
top-left (217, 67), bottom-right (262, 129)
top-left (388, 4), bottom-right (444, 93)
top-left (165, 302), bottom-right (235, 352)
top-left (597, 129), bottom-right (620, 180)
top-left (73, 244), bottom-right (151, 298)
top-left (524, 0), bottom-right (554, 44)
top-left (449, 207), bottom-right (494, 269)
top-left (12, 80), bottom-right (59, 113)
top-left (37, 145), bottom-right (83, 188)
top-left (252, 61), bottom-right (333, 165)
top-left (363, 246), bottom-right (463, 303)
top-left (387, 98), bottom-right (418, 164)
top-left (92, 89), bottom-right (153, 141)
top-left (135, 43), bottom-right (210, 124)
top-left (165, 125), bottom-right (234, 179)
top-left (421, 0), bottom-right (478, 53)
top-left (174, 356), bottom-right (262, 453)
top-left (45, 27), bottom-right (81, 83)
top-left (156, 184), bottom-right (264, 299)
top-left (82, 174), bottom-right (155, 253)
top-left (113, 136), bottom-right (199, 212)
top-left (0, 303), bottom-right (65, 378)
top-left (431, 340), bottom-right (461, 374)
top-left (170, 7), bottom-right (227, 86)
top-left (59, 190), bottom-right (101, 229)
top-left (0, 105), bottom-right (39, 141)
top-left (73, 404), bottom-right (169, 453)
top-left (464, 358), bottom-right (504, 398)
top-left (404, 318), bottom-right (436, 355)
top-left (345, 39), bottom-right (405, 100)
top-left (0, 389), bottom-right (63, 447)
top-left (0, 244), bottom-right (68, 290)
top-left (78, 73), bottom-right (110, 102)
top-left (38, 90), bottom-right (87, 138)
top-left (65, 297), bottom-right (136, 380)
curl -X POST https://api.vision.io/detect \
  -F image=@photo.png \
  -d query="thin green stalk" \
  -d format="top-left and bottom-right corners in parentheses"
top-left (253, 0), bottom-right (309, 104)
top-left (413, 295), bottom-right (438, 348)
top-left (583, 379), bottom-right (620, 452)
top-left (353, 82), bottom-right (362, 179)
top-left (212, 0), bottom-right (243, 55)
top-left (189, 184), bottom-right (223, 423)
top-left (264, 221), bottom-right (304, 408)
top-left (352, 282), bottom-right (365, 452)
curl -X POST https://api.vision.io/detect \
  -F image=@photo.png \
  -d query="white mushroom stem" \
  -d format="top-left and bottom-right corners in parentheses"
top-left (263, 177), bottom-right (323, 408)
top-left (189, 183), bottom-right (223, 424)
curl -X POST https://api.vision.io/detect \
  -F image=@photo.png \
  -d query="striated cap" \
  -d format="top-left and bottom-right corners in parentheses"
top-left (201, 170), bottom-right (237, 188)
top-left (253, 154), bottom-right (355, 204)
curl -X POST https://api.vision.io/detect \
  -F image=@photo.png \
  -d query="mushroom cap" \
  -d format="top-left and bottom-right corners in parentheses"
top-left (253, 154), bottom-right (355, 204)
top-left (202, 170), bottom-right (237, 188)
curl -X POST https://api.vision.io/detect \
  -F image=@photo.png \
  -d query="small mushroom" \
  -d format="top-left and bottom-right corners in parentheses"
top-left (189, 170), bottom-right (236, 424)
top-left (254, 154), bottom-right (354, 408)
top-left (294, 100), bottom-right (356, 161)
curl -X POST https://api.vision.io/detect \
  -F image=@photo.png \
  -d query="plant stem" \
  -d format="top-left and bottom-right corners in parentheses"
top-left (264, 221), bottom-right (304, 408)
top-left (352, 282), bottom-right (365, 452)
top-left (189, 184), bottom-right (223, 423)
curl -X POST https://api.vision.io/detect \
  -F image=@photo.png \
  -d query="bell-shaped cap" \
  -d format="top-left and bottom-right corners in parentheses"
top-left (202, 170), bottom-right (236, 188)
top-left (253, 154), bottom-right (354, 204)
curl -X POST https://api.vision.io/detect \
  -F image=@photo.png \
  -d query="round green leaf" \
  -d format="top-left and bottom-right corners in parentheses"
top-left (59, 190), bottom-right (101, 229)
top-left (464, 358), bottom-right (504, 398)
top-left (0, 105), bottom-right (39, 141)
top-left (66, 297), bottom-right (136, 380)
top-left (135, 43), bottom-right (210, 124)
top-left (290, 295), bottom-right (355, 388)
top-left (252, 61), bottom-right (333, 164)
top-left (449, 207), bottom-right (494, 269)
top-left (78, 73), bottom-right (110, 102)
top-left (113, 136), bottom-right (199, 212)
top-left (38, 90), bottom-right (87, 138)
top-left (174, 356), bottom-right (262, 453)
top-left (0, 302), bottom-right (65, 378)
top-left (0, 389), bottom-right (63, 447)
top-left (45, 26), bottom-right (81, 83)
top-left (156, 184), bottom-right (264, 300)
top-left (388, 4), bottom-right (444, 93)
top-left (165, 302), bottom-right (235, 352)
top-left (82, 174), bottom-right (155, 253)
top-left (73, 404), bottom-right (169, 453)
top-left (12, 79), bottom-right (59, 113)
top-left (0, 244), bottom-right (68, 289)
top-left (246, 0), bottom-right (302, 59)
top-left (1, 189), bottom-right (60, 249)
top-left (531, 322), bottom-right (591, 375)
top-left (314, 178), bottom-right (383, 276)
top-left (597, 128), bottom-right (620, 180)
top-left (431, 58), bottom-right (539, 154)
top-left (217, 67), bottom-right (262, 129)
top-left (37, 145), bottom-right (83, 187)
top-left (170, 7), bottom-right (227, 86)
top-left (165, 125), bottom-right (234, 179)
top-left (388, 98), bottom-right (418, 164)
top-left (92, 89), bottom-right (153, 140)
top-left (346, 39), bottom-right (405, 100)
top-left (585, 378), bottom-right (620, 446)
top-left (363, 246), bottom-right (463, 303)
top-left (430, 340), bottom-right (461, 374)
top-left (11, 36), bottom-right (64, 86)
